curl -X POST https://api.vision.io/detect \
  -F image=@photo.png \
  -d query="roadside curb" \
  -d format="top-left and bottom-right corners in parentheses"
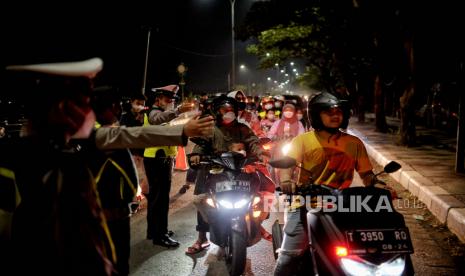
top-left (349, 128), bottom-right (465, 243)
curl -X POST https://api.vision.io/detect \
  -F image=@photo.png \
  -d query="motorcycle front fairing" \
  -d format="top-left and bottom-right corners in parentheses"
top-left (206, 169), bottom-right (262, 247)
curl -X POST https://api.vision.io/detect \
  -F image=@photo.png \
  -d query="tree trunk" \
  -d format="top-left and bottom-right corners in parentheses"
top-left (399, 83), bottom-right (416, 146)
top-left (398, 34), bottom-right (416, 146)
top-left (374, 75), bottom-right (388, 132)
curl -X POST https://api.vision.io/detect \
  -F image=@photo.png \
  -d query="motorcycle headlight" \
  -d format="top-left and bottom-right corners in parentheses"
top-left (340, 258), bottom-right (372, 276)
top-left (340, 256), bottom-right (405, 276)
top-left (218, 199), bottom-right (234, 209)
top-left (377, 256), bottom-right (406, 276)
top-left (234, 198), bottom-right (250, 209)
top-left (218, 198), bottom-right (250, 209)
top-left (281, 143), bottom-right (292, 155)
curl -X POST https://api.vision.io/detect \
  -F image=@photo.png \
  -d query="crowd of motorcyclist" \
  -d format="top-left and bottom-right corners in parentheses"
top-left (0, 57), bottom-right (400, 276)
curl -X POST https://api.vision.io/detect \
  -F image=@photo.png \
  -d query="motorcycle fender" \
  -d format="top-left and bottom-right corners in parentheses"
top-left (231, 216), bottom-right (244, 232)
top-left (246, 216), bottom-right (262, 246)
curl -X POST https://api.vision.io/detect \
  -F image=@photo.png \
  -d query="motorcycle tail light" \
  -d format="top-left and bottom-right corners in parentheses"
top-left (335, 246), bottom-right (349, 257)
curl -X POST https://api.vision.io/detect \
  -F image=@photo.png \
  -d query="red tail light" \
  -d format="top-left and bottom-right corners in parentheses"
top-left (335, 246), bottom-right (348, 257)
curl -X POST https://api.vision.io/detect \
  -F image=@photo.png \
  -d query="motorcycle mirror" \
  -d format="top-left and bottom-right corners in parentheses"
top-left (269, 156), bottom-right (297, 169)
top-left (384, 161), bottom-right (401, 173)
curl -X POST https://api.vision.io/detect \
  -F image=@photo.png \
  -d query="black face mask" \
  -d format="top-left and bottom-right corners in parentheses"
top-left (323, 126), bottom-right (340, 134)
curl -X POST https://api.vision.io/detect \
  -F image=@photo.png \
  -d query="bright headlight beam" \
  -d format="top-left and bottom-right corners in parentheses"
top-left (378, 256), bottom-right (406, 276)
top-left (340, 256), bottom-right (405, 276)
top-left (281, 143), bottom-right (291, 155)
top-left (218, 199), bottom-right (233, 209)
top-left (340, 258), bottom-right (372, 276)
top-left (234, 198), bottom-right (249, 209)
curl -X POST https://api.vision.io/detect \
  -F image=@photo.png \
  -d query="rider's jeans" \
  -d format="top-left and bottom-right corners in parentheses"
top-left (274, 208), bottom-right (308, 276)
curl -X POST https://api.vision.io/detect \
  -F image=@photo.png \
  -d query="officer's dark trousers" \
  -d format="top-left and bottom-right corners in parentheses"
top-left (107, 216), bottom-right (130, 276)
top-left (144, 155), bottom-right (173, 239)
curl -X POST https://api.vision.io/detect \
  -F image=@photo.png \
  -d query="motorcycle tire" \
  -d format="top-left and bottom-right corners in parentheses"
top-left (226, 231), bottom-right (247, 276)
top-left (271, 219), bottom-right (284, 260)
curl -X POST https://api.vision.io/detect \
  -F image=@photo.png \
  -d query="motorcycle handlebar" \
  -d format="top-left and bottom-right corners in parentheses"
top-left (275, 183), bottom-right (335, 196)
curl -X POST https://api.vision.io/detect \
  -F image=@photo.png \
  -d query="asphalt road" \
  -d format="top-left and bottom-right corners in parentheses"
top-left (129, 158), bottom-right (465, 276)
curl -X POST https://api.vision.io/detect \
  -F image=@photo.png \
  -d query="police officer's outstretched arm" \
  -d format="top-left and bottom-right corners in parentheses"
top-left (148, 109), bottom-right (177, 125)
top-left (183, 115), bottom-right (214, 137)
top-left (95, 115), bottom-right (214, 150)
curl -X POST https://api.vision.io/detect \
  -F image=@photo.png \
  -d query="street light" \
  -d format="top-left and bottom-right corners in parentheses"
top-left (230, 0), bottom-right (236, 90)
top-left (177, 63), bottom-right (187, 102)
top-left (239, 64), bottom-right (250, 94)
top-left (142, 26), bottom-right (151, 95)
top-left (275, 63), bottom-right (279, 83)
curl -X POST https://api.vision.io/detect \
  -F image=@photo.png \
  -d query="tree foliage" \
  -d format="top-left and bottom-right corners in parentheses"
top-left (238, 0), bottom-right (372, 91)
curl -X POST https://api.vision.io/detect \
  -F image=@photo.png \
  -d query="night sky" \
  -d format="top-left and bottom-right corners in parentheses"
top-left (0, 0), bottom-right (258, 96)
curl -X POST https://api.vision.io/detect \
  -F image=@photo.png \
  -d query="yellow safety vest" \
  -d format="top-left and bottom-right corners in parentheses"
top-left (0, 167), bottom-right (20, 240)
top-left (259, 110), bottom-right (281, 120)
top-left (143, 113), bottom-right (177, 158)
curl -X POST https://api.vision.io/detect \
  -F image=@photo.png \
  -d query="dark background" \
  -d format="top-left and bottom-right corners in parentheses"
top-left (0, 0), bottom-right (258, 96)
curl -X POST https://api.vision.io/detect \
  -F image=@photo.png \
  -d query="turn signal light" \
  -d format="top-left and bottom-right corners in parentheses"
top-left (335, 246), bottom-right (348, 257)
top-left (253, 210), bottom-right (262, 218)
top-left (262, 143), bottom-right (272, 150)
top-left (206, 198), bottom-right (215, 207)
top-left (253, 196), bottom-right (261, 206)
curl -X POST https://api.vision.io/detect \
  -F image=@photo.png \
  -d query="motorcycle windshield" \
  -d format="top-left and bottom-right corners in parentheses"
top-left (207, 169), bottom-right (259, 193)
top-left (218, 152), bottom-right (248, 171)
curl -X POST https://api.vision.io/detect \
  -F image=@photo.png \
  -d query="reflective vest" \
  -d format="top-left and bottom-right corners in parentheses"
top-left (143, 110), bottom-right (177, 158)
top-left (93, 122), bottom-right (137, 200)
top-left (0, 167), bottom-right (20, 241)
top-left (259, 110), bottom-right (281, 120)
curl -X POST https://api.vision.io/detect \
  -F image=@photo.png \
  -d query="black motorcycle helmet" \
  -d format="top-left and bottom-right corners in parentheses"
top-left (308, 91), bottom-right (350, 131)
top-left (212, 94), bottom-right (239, 123)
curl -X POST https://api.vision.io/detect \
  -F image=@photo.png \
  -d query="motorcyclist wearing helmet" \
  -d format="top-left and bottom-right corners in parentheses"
top-left (259, 96), bottom-right (280, 119)
top-left (273, 91), bottom-right (378, 276)
top-left (227, 90), bottom-right (264, 137)
top-left (186, 94), bottom-right (270, 254)
top-left (273, 95), bottom-right (285, 114)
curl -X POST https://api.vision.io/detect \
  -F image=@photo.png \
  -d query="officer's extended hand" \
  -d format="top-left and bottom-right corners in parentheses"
top-left (177, 102), bottom-right (195, 114)
top-left (280, 180), bottom-right (295, 194)
top-left (183, 115), bottom-right (214, 137)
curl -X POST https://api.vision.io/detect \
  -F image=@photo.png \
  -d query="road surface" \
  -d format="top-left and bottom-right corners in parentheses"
top-left (129, 157), bottom-right (465, 275)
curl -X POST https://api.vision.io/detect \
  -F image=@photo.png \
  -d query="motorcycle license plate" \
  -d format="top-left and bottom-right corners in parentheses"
top-left (215, 181), bottom-right (250, 192)
top-left (345, 228), bottom-right (414, 254)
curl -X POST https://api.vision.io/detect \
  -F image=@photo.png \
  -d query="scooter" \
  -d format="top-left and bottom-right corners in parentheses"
top-left (270, 157), bottom-right (415, 276)
top-left (189, 150), bottom-right (271, 276)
